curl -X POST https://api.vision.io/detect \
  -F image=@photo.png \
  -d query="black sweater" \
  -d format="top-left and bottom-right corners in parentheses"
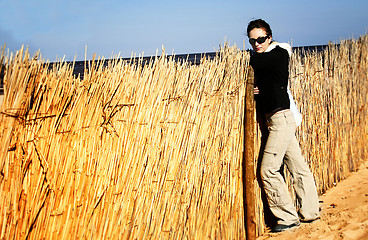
top-left (250, 46), bottom-right (290, 115)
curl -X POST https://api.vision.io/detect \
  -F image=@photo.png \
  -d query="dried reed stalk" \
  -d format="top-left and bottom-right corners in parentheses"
top-left (0, 45), bottom-right (249, 239)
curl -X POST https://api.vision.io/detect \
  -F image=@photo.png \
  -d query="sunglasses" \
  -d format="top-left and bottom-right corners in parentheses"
top-left (249, 35), bottom-right (269, 45)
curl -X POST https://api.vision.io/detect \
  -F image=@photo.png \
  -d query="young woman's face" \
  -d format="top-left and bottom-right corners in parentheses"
top-left (248, 28), bottom-right (272, 53)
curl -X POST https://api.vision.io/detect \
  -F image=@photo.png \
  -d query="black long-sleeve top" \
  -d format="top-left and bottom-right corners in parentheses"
top-left (250, 45), bottom-right (290, 115)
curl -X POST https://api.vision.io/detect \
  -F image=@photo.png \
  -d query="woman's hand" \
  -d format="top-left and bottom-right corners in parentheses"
top-left (254, 86), bottom-right (259, 95)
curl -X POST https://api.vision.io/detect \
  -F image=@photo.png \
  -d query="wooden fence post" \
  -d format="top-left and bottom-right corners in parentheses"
top-left (244, 66), bottom-right (256, 239)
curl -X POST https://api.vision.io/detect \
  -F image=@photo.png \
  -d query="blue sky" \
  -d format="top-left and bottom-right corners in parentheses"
top-left (1, 0), bottom-right (367, 61)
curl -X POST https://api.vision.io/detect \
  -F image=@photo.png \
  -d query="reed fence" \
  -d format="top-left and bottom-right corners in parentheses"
top-left (0, 35), bottom-right (367, 239)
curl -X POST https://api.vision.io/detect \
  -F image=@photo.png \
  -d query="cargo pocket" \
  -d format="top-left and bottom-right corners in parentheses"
top-left (264, 130), bottom-right (278, 156)
top-left (264, 185), bottom-right (290, 207)
top-left (263, 186), bottom-right (281, 207)
top-left (263, 148), bottom-right (277, 156)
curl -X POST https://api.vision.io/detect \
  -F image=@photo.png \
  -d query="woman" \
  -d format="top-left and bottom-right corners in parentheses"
top-left (247, 19), bottom-right (320, 233)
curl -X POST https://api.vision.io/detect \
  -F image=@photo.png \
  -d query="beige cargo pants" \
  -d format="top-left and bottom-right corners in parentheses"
top-left (260, 110), bottom-right (320, 225)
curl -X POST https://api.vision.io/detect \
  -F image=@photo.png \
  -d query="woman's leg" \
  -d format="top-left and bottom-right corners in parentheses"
top-left (283, 135), bottom-right (320, 221)
top-left (260, 111), bottom-right (300, 225)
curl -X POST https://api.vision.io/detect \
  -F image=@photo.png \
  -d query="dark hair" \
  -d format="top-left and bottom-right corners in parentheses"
top-left (247, 19), bottom-right (272, 37)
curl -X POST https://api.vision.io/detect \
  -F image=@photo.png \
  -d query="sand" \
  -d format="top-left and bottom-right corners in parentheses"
top-left (257, 161), bottom-right (368, 240)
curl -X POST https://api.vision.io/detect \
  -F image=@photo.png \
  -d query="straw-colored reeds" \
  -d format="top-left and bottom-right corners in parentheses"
top-left (0, 35), bottom-right (367, 239)
top-left (290, 37), bottom-right (368, 192)
top-left (0, 45), bottom-right (249, 239)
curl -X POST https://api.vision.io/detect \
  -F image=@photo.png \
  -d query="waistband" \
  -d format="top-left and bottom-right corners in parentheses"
top-left (264, 108), bottom-right (289, 119)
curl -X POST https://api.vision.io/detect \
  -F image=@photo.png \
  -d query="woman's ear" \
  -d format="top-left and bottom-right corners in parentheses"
top-left (266, 37), bottom-right (273, 45)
